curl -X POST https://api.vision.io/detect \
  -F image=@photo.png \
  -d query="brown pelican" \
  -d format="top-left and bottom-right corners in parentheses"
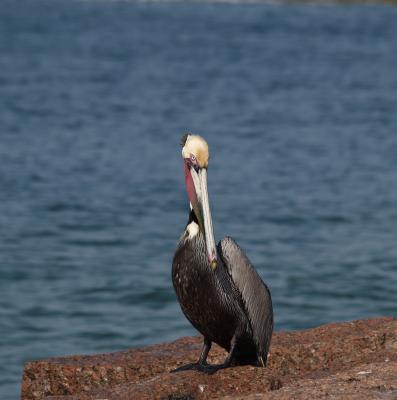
top-left (172, 134), bottom-right (273, 373)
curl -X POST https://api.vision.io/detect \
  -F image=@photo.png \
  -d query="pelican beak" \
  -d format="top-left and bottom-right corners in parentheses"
top-left (185, 162), bottom-right (217, 269)
top-left (197, 168), bottom-right (217, 269)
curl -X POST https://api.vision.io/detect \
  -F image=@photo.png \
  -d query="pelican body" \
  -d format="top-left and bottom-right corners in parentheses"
top-left (172, 134), bottom-right (273, 372)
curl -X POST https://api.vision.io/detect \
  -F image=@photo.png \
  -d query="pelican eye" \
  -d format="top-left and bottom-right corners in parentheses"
top-left (189, 154), bottom-right (199, 171)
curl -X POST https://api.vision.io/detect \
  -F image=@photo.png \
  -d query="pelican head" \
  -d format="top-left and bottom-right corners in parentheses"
top-left (181, 134), bottom-right (217, 269)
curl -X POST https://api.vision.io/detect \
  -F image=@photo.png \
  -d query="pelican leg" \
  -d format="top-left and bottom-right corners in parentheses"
top-left (177, 336), bottom-right (239, 375)
top-left (172, 338), bottom-right (212, 373)
top-left (205, 335), bottom-right (237, 373)
top-left (198, 337), bottom-right (211, 365)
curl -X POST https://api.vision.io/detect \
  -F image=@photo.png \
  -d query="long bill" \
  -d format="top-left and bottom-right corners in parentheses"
top-left (188, 165), bottom-right (218, 270)
top-left (198, 168), bottom-right (217, 270)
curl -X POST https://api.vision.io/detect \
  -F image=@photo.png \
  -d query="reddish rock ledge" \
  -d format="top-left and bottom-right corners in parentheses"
top-left (22, 317), bottom-right (397, 400)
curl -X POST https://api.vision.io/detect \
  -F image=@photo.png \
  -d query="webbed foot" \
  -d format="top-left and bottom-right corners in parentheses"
top-left (171, 362), bottom-right (219, 374)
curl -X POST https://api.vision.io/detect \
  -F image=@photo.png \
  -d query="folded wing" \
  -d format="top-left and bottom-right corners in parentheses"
top-left (218, 236), bottom-right (273, 363)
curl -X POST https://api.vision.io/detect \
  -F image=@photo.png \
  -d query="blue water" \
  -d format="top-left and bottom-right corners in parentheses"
top-left (1, 0), bottom-right (397, 398)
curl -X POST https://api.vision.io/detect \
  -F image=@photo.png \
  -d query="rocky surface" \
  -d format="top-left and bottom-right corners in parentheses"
top-left (22, 317), bottom-right (397, 399)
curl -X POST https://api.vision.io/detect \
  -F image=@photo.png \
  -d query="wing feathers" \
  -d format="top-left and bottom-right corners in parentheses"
top-left (218, 236), bottom-right (273, 357)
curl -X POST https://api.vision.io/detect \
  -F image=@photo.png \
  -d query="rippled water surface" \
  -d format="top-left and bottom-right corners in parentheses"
top-left (1, 0), bottom-right (397, 397)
